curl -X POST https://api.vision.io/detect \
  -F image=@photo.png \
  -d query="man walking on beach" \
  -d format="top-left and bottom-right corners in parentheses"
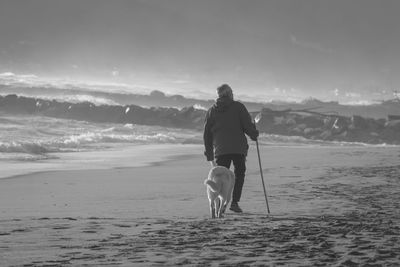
top-left (203, 84), bottom-right (259, 213)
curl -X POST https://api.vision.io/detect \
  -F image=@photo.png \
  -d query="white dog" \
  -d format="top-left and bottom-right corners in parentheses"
top-left (204, 165), bottom-right (235, 218)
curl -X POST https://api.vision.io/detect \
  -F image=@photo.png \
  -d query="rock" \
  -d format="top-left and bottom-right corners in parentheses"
top-left (384, 119), bottom-right (400, 131)
top-left (149, 90), bottom-right (166, 98)
top-left (284, 116), bottom-right (296, 125)
top-left (171, 94), bottom-right (185, 102)
top-left (323, 117), bottom-right (336, 127)
top-left (331, 117), bottom-right (348, 134)
top-left (254, 108), bottom-right (275, 132)
top-left (320, 130), bottom-right (332, 140)
top-left (301, 115), bottom-right (324, 128)
top-left (303, 128), bottom-right (315, 136)
top-left (351, 115), bottom-right (369, 129)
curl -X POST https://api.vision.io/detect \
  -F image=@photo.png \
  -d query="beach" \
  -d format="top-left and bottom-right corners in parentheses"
top-left (1, 144), bottom-right (399, 266)
top-left (2, 1), bottom-right (400, 266)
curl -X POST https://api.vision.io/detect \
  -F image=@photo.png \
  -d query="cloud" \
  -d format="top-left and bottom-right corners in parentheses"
top-left (0, 72), bottom-right (41, 87)
top-left (171, 79), bottom-right (190, 84)
top-left (290, 34), bottom-right (332, 53)
top-left (345, 92), bottom-right (361, 98)
top-left (234, 87), bottom-right (306, 103)
top-left (273, 87), bottom-right (285, 94)
top-left (273, 87), bottom-right (299, 96)
top-left (111, 70), bottom-right (119, 77)
top-left (0, 72), bottom-right (15, 77)
top-left (333, 88), bottom-right (339, 96)
top-left (0, 72), bottom-right (38, 79)
top-left (344, 100), bottom-right (374, 105)
top-left (18, 40), bottom-right (36, 46)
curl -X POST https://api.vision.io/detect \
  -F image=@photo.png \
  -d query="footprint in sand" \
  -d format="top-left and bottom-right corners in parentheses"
top-left (108, 233), bottom-right (124, 240)
top-left (62, 217), bottom-right (78, 221)
top-left (340, 259), bottom-right (358, 266)
top-left (11, 228), bottom-right (31, 233)
top-left (81, 229), bottom-right (98, 234)
top-left (348, 250), bottom-right (365, 256)
top-left (52, 224), bottom-right (71, 230)
top-left (0, 232), bottom-right (11, 235)
top-left (113, 224), bottom-right (132, 228)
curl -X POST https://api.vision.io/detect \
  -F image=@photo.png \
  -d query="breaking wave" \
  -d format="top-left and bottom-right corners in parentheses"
top-left (0, 115), bottom-right (203, 161)
top-left (257, 133), bottom-right (399, 147)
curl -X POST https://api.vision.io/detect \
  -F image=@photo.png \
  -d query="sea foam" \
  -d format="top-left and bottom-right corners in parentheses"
top-left (0, 114), bottom-right (202, 161)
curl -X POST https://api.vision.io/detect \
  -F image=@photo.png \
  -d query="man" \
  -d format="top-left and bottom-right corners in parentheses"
top-left (203, 84), bottom-right (259, 213)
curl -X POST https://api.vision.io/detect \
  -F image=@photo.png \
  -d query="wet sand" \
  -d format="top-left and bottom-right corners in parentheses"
top-left (1, 145), bottom-right (399, 266)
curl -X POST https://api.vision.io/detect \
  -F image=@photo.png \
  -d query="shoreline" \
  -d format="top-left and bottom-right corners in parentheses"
top-left (0, 143), bottom-right (204, 180)
top-left (0, 151), bottom-right (202, 182)
top-left (2, 141), bottom-right (397, 180)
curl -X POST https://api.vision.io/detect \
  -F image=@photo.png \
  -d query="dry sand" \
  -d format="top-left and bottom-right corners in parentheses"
top-left (1, 144), bottom-right (399, 266)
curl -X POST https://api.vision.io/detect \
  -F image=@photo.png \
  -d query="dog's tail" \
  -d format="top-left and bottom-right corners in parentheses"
top-left (204, 179), bottom-right (219, 193)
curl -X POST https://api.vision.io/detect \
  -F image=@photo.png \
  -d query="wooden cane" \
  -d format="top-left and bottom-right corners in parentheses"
top-left (254, 120), bottom-right (271, 214)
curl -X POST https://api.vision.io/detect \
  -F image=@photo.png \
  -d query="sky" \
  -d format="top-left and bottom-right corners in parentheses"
top-left (1, 0), bottom-right (400, 103)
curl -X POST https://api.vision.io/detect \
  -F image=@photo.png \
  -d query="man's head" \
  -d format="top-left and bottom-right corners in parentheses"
top-left (217, 84), bottom-right (233, 99)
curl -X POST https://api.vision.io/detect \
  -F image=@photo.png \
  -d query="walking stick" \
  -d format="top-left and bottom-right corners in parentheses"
top-left (254, 119), bottom-right (271, 214)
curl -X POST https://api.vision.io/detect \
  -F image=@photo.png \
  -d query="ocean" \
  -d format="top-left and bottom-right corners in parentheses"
top-left (2, 110), bottom-right (391, 158)
top-left (0, 114), bottom-right (203, 160)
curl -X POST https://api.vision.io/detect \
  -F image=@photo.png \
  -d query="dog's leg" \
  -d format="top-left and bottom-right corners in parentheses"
top-left (221, 200), bottom-right (227, 215)
top-left (218, 198), bottom-right (226, 218)
top-left (209, 198), bottom-right (216, 219)
top-left (223, 194), bottom-right (230, 215)
top-left (215, 198), bottom-right (220, 218)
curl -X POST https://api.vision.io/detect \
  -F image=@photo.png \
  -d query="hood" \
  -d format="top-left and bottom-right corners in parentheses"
top-left (213, 96), bottom-right (233, 112)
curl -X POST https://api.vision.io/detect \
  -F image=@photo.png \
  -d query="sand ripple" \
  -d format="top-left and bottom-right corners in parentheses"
top-left (1, 165), bottom-right (399, 266)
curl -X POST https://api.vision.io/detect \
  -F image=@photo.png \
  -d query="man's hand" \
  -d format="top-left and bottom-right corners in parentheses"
top-left (250, 130), bottom-right (259, 141)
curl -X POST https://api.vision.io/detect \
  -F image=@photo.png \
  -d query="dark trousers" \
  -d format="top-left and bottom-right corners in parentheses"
top-left (215, 154), bottom-right (246, 203)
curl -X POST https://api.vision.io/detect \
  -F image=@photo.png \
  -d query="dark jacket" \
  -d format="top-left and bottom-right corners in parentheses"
top-left (203, 96), bottom-right (259, 161)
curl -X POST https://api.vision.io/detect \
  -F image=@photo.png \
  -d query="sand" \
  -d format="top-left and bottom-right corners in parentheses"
top-left (1, 144), bottom-right (399, 266)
